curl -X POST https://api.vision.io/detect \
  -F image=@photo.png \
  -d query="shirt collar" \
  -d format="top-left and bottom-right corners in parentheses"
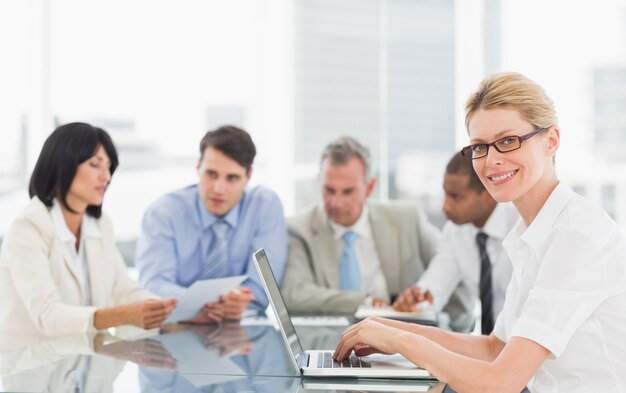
top-left (503, 182), bottom-right (576, 252)
top-left (50, 199), bottom-right (102, 243)
top-left (520, 182), bottom-right (577, 248)
top-left (196, 188), bottom-right (244, 230)
top-left (327, 204), bottom-right (371, 240)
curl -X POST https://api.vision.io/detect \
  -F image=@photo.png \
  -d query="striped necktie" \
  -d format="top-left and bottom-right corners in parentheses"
top-left (339, 230), bottom-right (360, 291)
top-left (202, 219), bottom-right (230, 279)
top-left (476, 231), bottom-right (494, 334)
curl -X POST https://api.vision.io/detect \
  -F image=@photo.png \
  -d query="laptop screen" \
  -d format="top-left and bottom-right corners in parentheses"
top-left (252, 249), bottom-right (305, 366)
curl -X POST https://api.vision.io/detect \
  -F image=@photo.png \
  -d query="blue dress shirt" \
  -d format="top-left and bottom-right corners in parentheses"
top-left (135, 184), bottom-right (288, 310)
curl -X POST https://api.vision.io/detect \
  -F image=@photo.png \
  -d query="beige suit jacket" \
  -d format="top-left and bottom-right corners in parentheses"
top-left (0, 198), bottom-right (154, 338)
top-left (282, 202), bottom-right (450, 314)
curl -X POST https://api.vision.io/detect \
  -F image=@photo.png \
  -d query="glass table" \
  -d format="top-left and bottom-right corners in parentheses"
top-left (0, 316), bottom-right (450, 393)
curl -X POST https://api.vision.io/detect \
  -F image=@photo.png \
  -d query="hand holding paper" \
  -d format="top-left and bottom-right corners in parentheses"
top-left (165, 275), bottom-right (246, 324)
top-left (222, 287), bottom-right (254, 320)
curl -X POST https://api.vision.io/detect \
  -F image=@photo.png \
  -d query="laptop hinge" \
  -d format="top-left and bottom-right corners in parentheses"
top-left (296, 352), bottom-right (310, 370)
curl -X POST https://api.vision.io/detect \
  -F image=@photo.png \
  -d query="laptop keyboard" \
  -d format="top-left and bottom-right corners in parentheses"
top-left (317, 352), bottom-right (371, 368)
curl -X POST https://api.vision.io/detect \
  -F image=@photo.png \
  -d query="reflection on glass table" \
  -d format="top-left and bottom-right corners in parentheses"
top-left (0, 321), bottom-right (290, 392)
top-left (0, 334), bottom-right (125, 392)
top-left (133, 322), bottom-right (295, 392)
top-left (0, 315), bottom-right (520, 393)
top-left (2, 354), bottom-right (126, 392)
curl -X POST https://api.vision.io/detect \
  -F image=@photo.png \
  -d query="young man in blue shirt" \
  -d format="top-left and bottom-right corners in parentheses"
top-left (136, 125), bottom-right (287, 322)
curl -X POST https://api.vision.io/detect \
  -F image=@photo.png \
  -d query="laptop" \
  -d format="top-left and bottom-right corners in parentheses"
top-left (301, 379), bottom-right (440, 392)
top-left (252, 248), bottom-right (434, 379)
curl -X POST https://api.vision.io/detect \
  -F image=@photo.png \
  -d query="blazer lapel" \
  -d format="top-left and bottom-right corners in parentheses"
top-left (57, 240), bottom-right (85, 302)
top-left (369, 205), bottom-right (400, 294)
top-left (311, 207), bottom-right (341, 288)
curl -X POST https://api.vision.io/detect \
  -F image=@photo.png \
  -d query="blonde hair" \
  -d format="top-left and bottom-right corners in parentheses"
top-left (465, 72), bottom-right (558, 131)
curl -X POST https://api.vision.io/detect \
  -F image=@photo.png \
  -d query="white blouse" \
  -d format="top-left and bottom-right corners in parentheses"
top-left (50, 199), bottom-right (101, 306)
top-left (494, 183), bottom-right (626, 392)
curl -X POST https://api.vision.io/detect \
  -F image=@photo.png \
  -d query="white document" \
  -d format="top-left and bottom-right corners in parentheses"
top-left (165, 275), bottom-right (246, 323)
top-left (354, 303), bottom-right (437, 325)
top-left (290, 316), bottom-right (350, 326)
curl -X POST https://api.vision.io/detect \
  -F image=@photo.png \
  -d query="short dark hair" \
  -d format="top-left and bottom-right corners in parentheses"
top-left (199, 125), bottom-right (256, 171)
top-left (446, 151), bottom-right (484, 193)
top-left (29, 122), bottom-right (119, 218)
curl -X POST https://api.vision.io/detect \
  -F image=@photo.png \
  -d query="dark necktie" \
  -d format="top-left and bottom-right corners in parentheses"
top-left (476, 232), bottom-right (494, 334)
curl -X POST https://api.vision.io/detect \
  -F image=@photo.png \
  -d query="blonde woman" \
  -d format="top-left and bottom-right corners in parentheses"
top-left (0, 123), bottom-right (177, 338)
top-left (333, 73), bottom-right (626, 392)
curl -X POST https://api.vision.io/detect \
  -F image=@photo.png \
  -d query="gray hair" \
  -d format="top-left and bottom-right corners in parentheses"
top-left (321, 136), bottom-right (372, 180)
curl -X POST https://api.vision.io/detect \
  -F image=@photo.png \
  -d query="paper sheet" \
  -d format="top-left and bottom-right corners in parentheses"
top-left (354, 303), bottom-right (437, 325)
top-left (165, 275), bottom-right (246, 323)
top-left (290, 316), bottom-right (350, 326)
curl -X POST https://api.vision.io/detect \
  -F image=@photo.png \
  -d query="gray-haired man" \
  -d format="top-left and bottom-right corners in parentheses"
top-left (282, 136), bottom-right (471, 318)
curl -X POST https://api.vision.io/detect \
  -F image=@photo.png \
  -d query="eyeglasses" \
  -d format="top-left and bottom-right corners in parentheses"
top-left (460, 126), bottom-right (550, 160)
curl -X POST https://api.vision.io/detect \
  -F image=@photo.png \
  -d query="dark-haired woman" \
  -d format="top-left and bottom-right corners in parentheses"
top-left (0, 122), bottom-right (176, 338)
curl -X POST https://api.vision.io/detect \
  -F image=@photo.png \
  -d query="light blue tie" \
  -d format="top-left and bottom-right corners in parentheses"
top-left (202, 219), bottom-right (230, 279)
top-left (339, 230), bottom-right (360, 291)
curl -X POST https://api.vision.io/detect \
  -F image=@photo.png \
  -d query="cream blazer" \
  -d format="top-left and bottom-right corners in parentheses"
top-left (0, 197), bottom-right (154, 338)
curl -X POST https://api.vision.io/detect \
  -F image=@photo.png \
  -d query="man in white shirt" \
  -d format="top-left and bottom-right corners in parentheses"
top-left (394, 152), bottom-right (518, 334)
top-left (281, 137), bottom-right (471, 317)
